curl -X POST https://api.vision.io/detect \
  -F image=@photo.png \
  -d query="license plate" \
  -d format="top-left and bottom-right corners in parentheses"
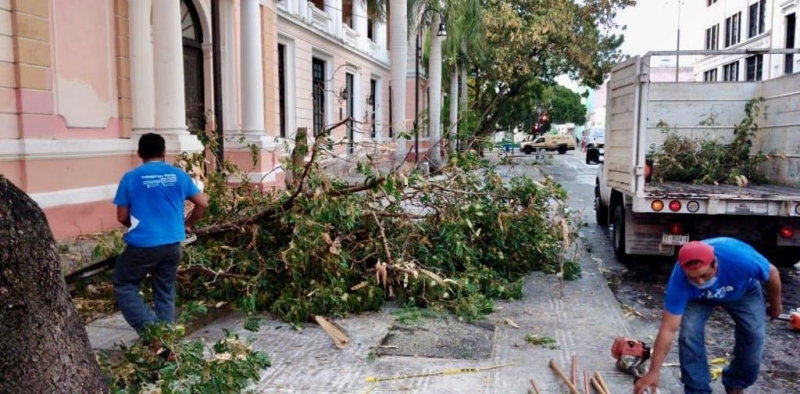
top-left (662, 234), bottom-right (689, 245)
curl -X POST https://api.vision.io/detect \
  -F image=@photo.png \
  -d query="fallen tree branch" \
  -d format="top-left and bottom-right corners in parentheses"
top-left (179, 264), bottom-right (252, 281)
top-left (371, 211), bottom-right (394, 266)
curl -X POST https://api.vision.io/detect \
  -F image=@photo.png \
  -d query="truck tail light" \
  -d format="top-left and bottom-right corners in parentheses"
top-left (795, 204), bottom-right (800, 215)
top-left (669, 200), bottom-right (682, 212)
top-left (686, 201), bottom-right (700, 213)
top-left (779, 225), bottom-right (794, 239)
top-left (669, 223), bottom-right (684, 235)
top-left (651, 200), bottom-right (664, 212)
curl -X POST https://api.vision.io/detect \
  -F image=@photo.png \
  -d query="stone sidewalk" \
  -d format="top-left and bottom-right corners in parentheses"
top-left (87, 249), bottom-right (688, 393)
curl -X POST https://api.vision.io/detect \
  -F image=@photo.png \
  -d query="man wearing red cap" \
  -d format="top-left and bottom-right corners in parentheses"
top-left (633, 237), bottom-right (783, 394)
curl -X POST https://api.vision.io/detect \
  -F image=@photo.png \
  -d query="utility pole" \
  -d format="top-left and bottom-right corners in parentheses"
top-left (676, 0), bottom-right (682, 82)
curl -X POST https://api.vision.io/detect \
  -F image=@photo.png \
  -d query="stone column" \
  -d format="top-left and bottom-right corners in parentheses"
top-left (352, 0), bottom-right (367, 50)
top-left (324, 0), bottom-right (342, 39)
top-left (429, 14), bottom-right (444, 165)
top-left (150, 0), bottom-right (202, 152)
top-left (239, 0), bottom-right (267, 143)
top-left (202, 42), bottom-right (214, 122)
top-left (128, 0), bottom-right (155, 135)
top-left (376, 19), bottom-right (387, 58)
top-left (298, 0), bottom-right (308, 21)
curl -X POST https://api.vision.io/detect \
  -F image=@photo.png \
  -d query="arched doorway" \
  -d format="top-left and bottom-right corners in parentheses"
top-left (181, 0), bottom-right (205, 134)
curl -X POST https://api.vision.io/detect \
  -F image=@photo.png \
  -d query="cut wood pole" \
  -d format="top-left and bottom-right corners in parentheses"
top-left (590, 376), bottom-right (608, 394)
top-left (314, 315), bottom-right (350, 349)
top-left (583, 370), bottom-right (591, 394)
top-left (530, 378), bottom-right (541, 394)
top-left (594, 371), bottom-right (611, 394)
top-left (549, 359), bottom-right (581, 394)
top-left (571, 354), bottom-right (578, 387)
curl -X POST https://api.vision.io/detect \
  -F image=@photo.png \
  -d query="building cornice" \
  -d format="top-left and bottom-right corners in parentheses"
top-left (276, 8), bottom-right (390, 71)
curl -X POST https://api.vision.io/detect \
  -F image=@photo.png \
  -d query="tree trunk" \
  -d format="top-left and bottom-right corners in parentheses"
top-left (0, 176), bottom-right (108, 393)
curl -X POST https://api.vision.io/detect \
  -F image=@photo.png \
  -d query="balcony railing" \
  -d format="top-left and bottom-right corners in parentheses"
top-left (310, 6), bottom-right (332, 35)
top-left (343, 25), bottom-right (358, 47)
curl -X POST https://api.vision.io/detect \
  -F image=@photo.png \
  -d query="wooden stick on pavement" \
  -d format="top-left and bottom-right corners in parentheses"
top-left (594, 371), bottom-right (611, 394)
top-left (590, 376), bottom-right (609, 394)
top-left (571, 355), bottom-right (578, 387)
top-left (548, 359), bottom-right (581, 394)
top-left (530, 378), bottom-right (541, 394)
top-left (583, 370), bottom-right (591, 394)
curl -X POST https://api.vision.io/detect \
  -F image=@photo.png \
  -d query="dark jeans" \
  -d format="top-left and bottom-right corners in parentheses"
top-left (112, 243), bottom-right (182, 332)
top-left (678, 282), bottom-right (766, 394)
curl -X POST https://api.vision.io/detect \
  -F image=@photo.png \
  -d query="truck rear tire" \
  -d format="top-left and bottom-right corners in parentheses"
top-left (595, 189), bottom-right (608, 227)
top-left (612, 204), bottom-right (630, 263)
top-left (557, 146), bottom-right (567, 154)
top-left (523, 146), bottom-right (533, 155)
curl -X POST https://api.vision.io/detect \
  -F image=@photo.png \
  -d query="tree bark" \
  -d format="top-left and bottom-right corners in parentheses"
top-left (0, 176), bottom-right (108, 393)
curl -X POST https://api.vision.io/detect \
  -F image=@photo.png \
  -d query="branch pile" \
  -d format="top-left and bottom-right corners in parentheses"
top-left (80, 124), bottom-right (580, 327)
top-left (648, 98), bottom-right (773, 186)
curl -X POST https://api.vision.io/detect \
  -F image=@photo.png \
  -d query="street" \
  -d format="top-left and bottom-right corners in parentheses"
top-left (533, 150), bottom-right (800, 394)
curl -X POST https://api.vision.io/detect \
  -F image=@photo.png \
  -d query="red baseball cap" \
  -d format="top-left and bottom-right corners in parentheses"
top-left (678, 241), bottom-right (715, 270)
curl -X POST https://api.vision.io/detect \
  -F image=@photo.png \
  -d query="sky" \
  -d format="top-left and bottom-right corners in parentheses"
top-left (614, 0), bottom-right (704, 58)
top-left (557, 0), bottom-right (705, 91)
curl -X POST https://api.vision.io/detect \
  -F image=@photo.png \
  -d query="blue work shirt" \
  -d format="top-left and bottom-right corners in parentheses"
top-left (664, 237), bottom-right (771, 315)
top-left (113, 161), bottom-right (201, 248)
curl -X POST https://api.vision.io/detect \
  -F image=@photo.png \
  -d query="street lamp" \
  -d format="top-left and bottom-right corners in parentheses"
top-left (414, 9), bottom-right (447, 163)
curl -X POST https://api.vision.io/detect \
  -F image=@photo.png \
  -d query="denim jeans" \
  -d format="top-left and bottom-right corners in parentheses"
top-left (112, 243), bottom-right (182, 332)
top-left (678, 281), bottom-right (766, 394)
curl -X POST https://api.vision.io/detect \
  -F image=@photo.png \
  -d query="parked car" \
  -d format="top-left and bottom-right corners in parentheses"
top-left (520, 134), bottom-right (575, 154)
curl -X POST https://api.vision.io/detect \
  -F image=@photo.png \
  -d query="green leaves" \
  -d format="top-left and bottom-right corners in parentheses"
top-left (101, 321), bottom-right (270, 393)
top-left (648, 99), bottom-right (771, 185)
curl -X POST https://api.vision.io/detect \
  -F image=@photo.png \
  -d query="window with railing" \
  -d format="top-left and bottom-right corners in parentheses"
top-left (278, 44), bottom-right (287, 138)
top-left (312, 58), bottom-right (326, 136)
top-left (370, 79), bottom-right (377, 138)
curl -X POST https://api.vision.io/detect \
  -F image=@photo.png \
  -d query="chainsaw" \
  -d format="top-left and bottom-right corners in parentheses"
top-left (776, 308), bottom-right (800, 331)
top-left (611, 337), bottom-right (651, 381)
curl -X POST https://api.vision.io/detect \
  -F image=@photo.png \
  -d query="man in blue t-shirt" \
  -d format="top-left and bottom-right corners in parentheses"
top-left (634, 238), bottom-right (783, 394)
top-left (112, 133), bottom-right (207, 335)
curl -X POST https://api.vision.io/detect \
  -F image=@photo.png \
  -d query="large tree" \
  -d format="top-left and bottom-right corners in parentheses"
top-left (466, 0), bottom-right (632, 139)
top-left (546, 85), bottom-right (588, 126)
top-left (0, 176), bottom-right (107, 393)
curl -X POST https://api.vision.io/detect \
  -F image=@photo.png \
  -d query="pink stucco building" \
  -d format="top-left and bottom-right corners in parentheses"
top-left (0, 0), bottom-right (433, 239)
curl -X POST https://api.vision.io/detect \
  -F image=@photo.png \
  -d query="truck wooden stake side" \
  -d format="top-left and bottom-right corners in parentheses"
top-left (594, 49), bottom-right (800, 266)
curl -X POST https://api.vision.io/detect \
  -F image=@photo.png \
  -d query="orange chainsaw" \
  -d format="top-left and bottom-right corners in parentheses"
top-left (776, 309), bottom-right (800, 331)
top-left (611, 337), bottom-right (651, 381)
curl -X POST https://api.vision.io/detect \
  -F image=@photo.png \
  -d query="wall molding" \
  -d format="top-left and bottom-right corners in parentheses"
top-left (31, 183), bottom-right (118, 209)
top-left (0, 138), bottom-right (134, 161)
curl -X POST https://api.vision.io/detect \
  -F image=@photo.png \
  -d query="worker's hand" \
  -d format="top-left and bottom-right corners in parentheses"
top-left (767, 302), bottom-right (783, 320)
top-left (633, 371), bottom-right (659, 394)
top-left (184, 224), bottom-right (193, 235)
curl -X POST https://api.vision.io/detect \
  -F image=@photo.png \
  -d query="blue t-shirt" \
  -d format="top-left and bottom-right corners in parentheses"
top-left (664, 237), bottom-right (770, 315)
top-left (113, 161), bottom-right (201, 248)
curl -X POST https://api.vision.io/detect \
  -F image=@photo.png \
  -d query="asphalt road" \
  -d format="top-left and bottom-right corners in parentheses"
top-left (530, 150), bottom-right (800, 394)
